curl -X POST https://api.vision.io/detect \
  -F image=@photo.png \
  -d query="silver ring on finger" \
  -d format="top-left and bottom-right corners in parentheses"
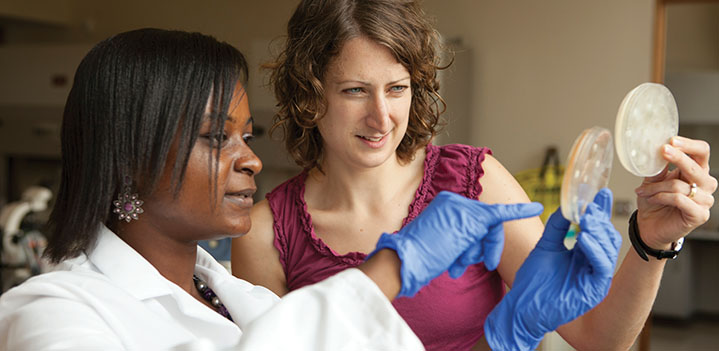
top-left (688, 182), bottom-right (698, 199)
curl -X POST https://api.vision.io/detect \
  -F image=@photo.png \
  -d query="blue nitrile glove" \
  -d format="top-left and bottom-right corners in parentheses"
top-left (484, 188), bottom-right (622, 351)
top-left (367, 191), bottom-right (543, 298)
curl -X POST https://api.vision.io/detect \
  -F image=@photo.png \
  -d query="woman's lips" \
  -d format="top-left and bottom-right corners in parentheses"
top-left (357, 133), bottom-right (389, 148)
top-left (224, 189), bottom-right (255, 208)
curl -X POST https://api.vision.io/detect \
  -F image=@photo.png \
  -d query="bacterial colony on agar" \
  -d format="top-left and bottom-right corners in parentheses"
top-left (615, 83), bottom-right (678, 177)
top-left (560, 126), bottom-right (613, 225)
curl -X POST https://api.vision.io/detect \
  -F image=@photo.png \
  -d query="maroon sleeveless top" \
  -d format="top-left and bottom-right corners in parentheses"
top-left (267, 144), bottom-right (504, 350)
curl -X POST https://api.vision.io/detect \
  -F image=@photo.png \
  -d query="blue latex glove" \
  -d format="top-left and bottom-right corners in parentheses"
top-left (367, 191), bottom-right (543, 298)
top-left (484, 188), bottom-right (622, 351)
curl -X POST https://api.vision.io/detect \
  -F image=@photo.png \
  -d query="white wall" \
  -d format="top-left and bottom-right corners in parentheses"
top-left (423, 0), bottom-right (654, 187)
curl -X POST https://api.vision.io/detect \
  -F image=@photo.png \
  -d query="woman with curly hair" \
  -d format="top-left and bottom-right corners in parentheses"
top-left (232, 0), bottom-right (716, 350)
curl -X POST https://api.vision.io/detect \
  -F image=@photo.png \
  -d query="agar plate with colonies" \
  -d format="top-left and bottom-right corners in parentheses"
top-left (560, 126), bottom-right (613, 224)
top-left (615, 83), bottom-right (678, 177)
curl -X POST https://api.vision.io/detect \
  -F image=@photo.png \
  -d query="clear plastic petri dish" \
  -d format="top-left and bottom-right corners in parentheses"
top-left (560, 126), bottom-right (614, 224)
top-left (615, 83), bottom-right (678, 177)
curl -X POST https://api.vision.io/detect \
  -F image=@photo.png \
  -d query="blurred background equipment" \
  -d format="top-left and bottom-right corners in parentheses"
top-left (0, 185), bottom-right (52, 294)
top-left (514, 146), bottom-right (564, 223)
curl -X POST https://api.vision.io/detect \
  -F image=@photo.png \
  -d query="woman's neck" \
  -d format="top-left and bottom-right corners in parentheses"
top-left (114, 222), bottom-right (198, 293)
top-left (306, 148), bottom-right (426, 212)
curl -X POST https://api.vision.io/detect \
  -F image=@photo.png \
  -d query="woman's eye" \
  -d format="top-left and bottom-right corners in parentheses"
top-left (390, 85), bottom-right (408, 93)
top-left (202, 133), bottom-right (228, 147)
top-left (344, 87), bottom-right (363, 94)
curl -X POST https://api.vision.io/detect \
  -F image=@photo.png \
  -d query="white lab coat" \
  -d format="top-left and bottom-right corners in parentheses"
top-left (0, 225), bottom-right (423, 350)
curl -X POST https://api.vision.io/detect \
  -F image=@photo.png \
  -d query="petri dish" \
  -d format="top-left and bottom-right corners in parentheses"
top-left (615, 83), bottom-right (678, 177)
top-left (560, 126), bottom-right (614, 224)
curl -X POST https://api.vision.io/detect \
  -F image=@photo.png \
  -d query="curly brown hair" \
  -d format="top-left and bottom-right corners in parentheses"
top-left (267, 0), bottom-right (449, 170)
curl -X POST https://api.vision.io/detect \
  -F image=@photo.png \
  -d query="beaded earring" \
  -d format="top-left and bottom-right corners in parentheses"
top-left (113, 176), bottom-right (144, 222)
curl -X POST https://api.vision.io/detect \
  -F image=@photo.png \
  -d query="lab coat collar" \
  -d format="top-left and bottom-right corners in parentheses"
top-left (82, 224), bottom-right (244, 345)
top-left (85, 224), bottom-right (176, 301)
top-left (82, 224), bottom-right (279, 334)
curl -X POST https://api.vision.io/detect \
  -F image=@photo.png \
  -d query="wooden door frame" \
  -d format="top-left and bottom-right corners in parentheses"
top-left (652, 0), bottom-right (719, 83)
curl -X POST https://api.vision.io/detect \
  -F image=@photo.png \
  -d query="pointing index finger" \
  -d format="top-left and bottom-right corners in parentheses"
top-left (491, 202), bottom-right (543, 222)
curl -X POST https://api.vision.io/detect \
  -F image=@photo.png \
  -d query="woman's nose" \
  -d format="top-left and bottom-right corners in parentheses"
top-left (366, 95), bottom-right (391, 132)
top-left (234, 147), bottom-right (262, 176)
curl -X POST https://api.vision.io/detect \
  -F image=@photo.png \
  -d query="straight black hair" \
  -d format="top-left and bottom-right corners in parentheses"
top-left (44, 28), bottom-right (248, 263)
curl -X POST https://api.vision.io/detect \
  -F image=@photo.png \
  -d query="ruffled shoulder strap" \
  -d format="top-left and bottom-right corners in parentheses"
top-left (404, 144), bottom-right (492, 225)
top-left (265, 171), bottom-right (309, 269)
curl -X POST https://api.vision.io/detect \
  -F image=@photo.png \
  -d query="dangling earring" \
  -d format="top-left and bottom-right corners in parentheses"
top-left (113, 176), bottom-right (144, 222)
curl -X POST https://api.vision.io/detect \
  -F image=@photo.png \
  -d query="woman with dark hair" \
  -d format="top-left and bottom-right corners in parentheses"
top-left (231, 0), bottom-right (717, 350)
top-left (0, 28), bottom-right (550, 350)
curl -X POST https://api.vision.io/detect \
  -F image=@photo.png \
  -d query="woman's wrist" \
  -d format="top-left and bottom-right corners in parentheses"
top-left (635, 214), bottom-right (673, 250)
top-left (630, 210), bottom-right (684, 261)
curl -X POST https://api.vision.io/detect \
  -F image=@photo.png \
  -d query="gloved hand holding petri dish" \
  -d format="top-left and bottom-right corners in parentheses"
top-left (559, 127), bottom-right (614, 248)
top-left (615, 82), bottom-right (678, 177)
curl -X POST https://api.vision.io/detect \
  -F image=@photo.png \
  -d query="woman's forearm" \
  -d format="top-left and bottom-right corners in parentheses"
top-left (559, 250), bottom-right (667, 350)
